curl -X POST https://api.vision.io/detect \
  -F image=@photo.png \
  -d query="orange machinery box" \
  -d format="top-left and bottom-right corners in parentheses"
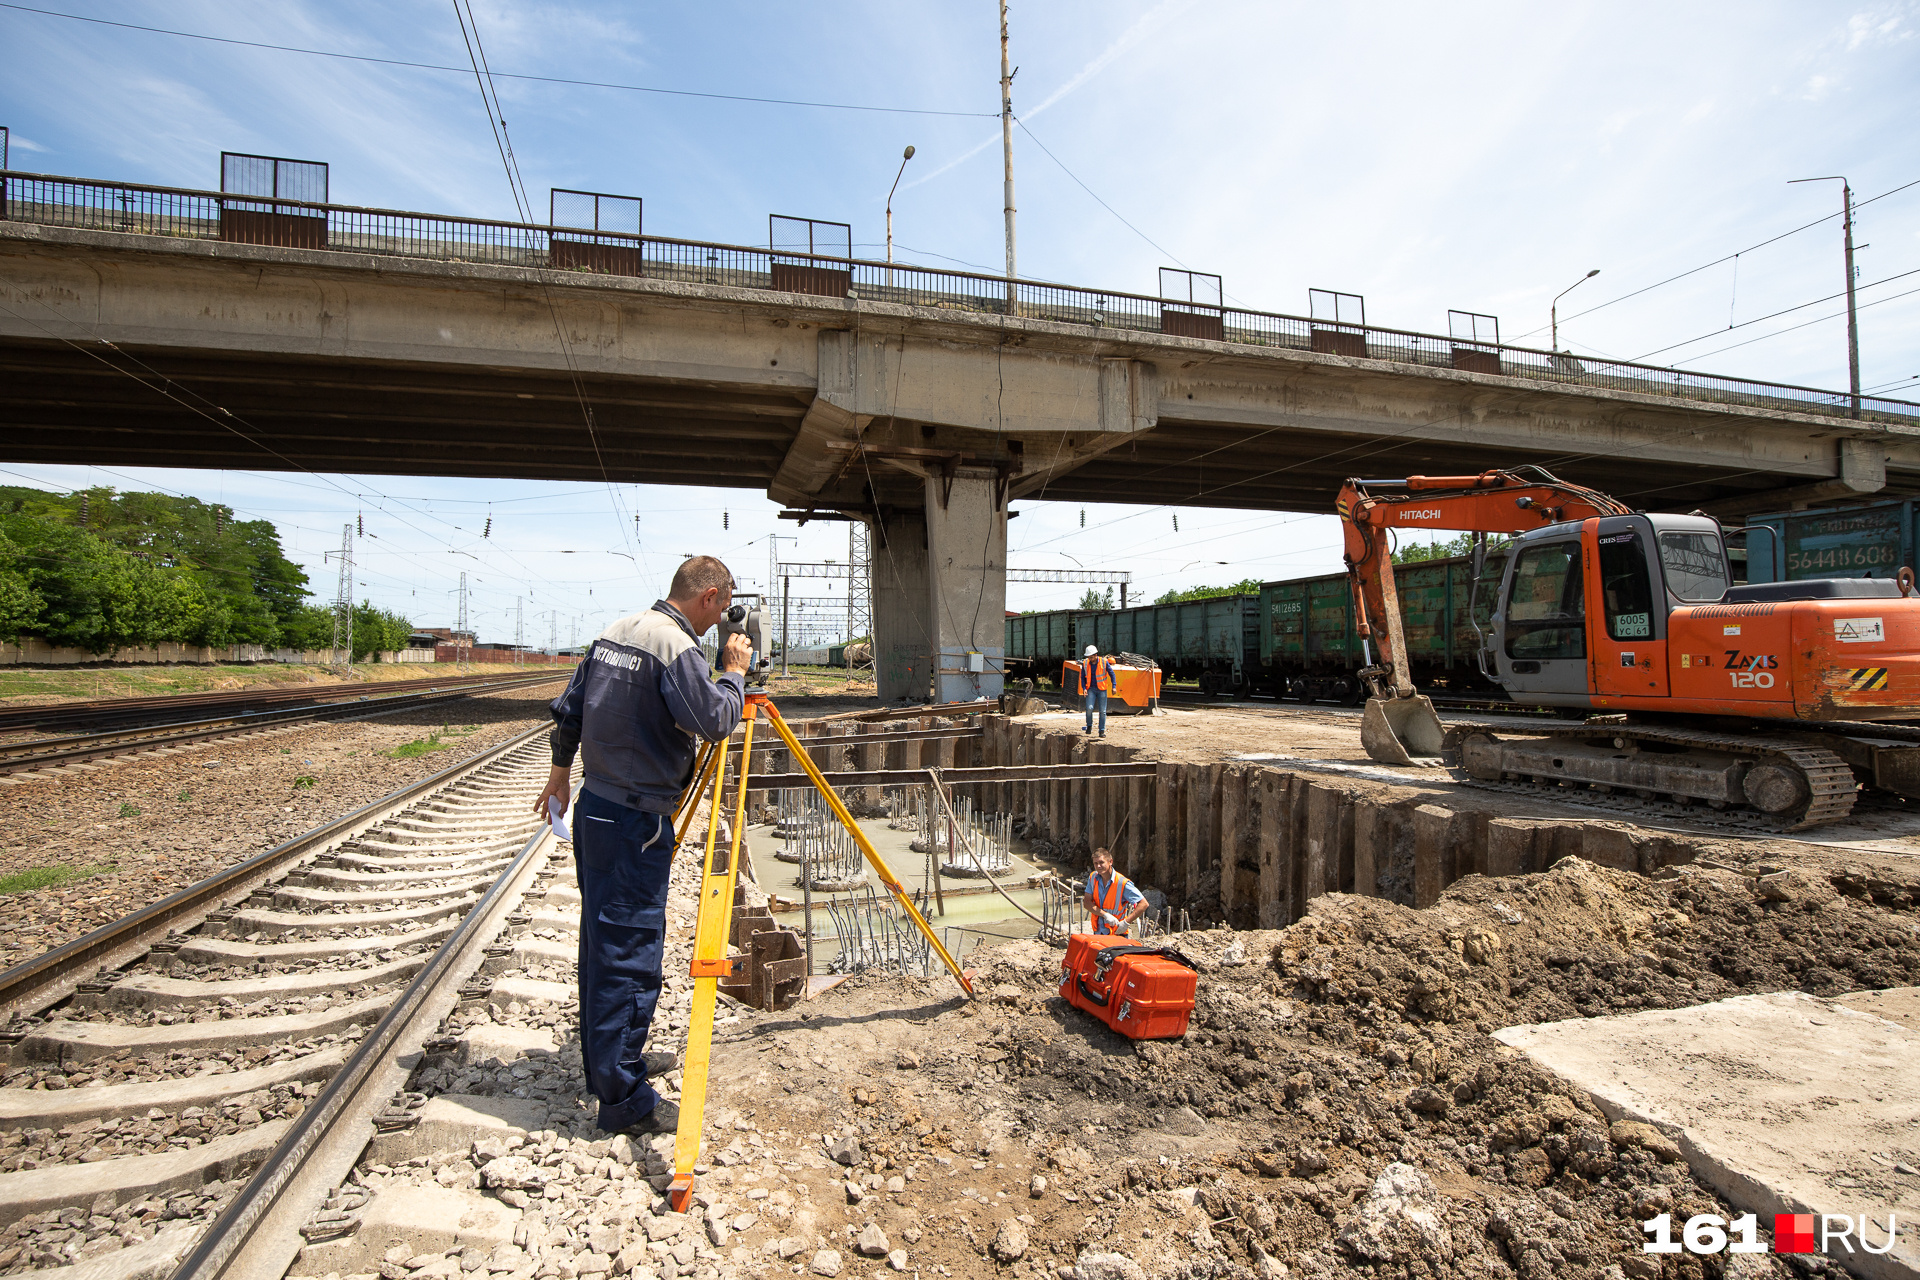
top-left (1061, 660), bottom-right (1162, 713)
top-left (1058, 932), bottom-right (1197, 1040)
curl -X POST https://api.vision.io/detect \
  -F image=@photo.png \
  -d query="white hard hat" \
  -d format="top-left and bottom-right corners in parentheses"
top-left (1084, 645), bottom-right (1097, 656)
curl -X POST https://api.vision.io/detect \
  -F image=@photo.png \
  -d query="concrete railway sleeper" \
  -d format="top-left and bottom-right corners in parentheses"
top-left (0, 725), bottom-right (579, 1278)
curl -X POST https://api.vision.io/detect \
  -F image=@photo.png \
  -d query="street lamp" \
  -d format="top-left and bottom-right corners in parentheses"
top-left (1178, 560), bottom-right (1229, 573)
top-left (1550, 269), bottom-right (1600, 353)
top-left (886, 145), bottom-right (915, 284)
top-left (1789, 176), bottom-right (1861, 418)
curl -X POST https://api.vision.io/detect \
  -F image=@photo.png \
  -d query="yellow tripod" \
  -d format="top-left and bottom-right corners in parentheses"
top-left (665, 690), bottom-right (973, 1211)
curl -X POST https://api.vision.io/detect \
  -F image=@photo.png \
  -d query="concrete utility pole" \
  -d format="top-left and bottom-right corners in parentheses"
top-left (999, 0), bottom-right (1017, 309)
top-left (456, 571), bottom-right (469, 672)
top-left (516, 596), bottom-right (524, 666)
top-left (1790, 175), bottom-right (1862, 418)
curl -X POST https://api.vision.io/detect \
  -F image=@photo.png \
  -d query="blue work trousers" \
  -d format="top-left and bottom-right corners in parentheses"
top-left (1084, 687), bottom-right (1108, 734)
top-left (573, 788), bottom-right (674, 1134)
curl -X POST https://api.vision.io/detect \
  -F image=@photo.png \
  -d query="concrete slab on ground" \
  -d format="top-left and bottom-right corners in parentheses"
top-left (1495, 989), bottom-right (1920, 1280)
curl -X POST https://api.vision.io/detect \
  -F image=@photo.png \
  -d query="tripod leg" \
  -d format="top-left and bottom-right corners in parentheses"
top-left (761, 701), bottom-right (973, 998)
top-left (669, 710), bottom-right (755, 1211)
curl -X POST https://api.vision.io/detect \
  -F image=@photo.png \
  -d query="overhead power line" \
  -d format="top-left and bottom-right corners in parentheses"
top-left (0, 2), bottom-right (996, 118)
top-left (1516, 173), bottom-right (1920, 339)
top-left (1632, 265), bottom-right (1920, 362)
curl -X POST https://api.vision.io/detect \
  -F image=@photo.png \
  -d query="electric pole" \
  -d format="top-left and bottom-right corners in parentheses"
top-left (516, 596), bottom-right (524, 666)
top-left (1790, 175), bottom-right (1862, 418)
top-left (331, 524), bottom-right (353, 668)
top-left (456, 571), bottom-right (469, 672)
top-left (999, 0), bottom-right (1017, 310)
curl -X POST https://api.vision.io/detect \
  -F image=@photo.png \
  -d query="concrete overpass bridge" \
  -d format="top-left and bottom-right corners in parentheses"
top-left (3, 166), bottom-right (1918, 700)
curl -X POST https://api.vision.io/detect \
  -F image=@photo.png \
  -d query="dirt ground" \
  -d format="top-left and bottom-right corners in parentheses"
top-left (701, 854), bottom-right (1920, 1280)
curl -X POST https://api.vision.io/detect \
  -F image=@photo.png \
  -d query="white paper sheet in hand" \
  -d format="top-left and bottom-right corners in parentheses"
top-left (547, 795), bottom-right (571, 842)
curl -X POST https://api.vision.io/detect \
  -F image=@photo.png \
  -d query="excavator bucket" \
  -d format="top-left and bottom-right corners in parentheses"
top-left (1360, 694), bottom-right (1446, 766)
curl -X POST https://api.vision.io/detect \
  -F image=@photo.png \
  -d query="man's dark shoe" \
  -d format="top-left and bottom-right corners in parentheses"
top-left (624, 1099), bottom-right (680, 1135)
top-left (641, 1050), bottom-right (680, 1076)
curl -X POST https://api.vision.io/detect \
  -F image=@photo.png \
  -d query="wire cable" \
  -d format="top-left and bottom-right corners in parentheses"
top-left (1512, 173), bottom-right (1920, 339)
top-left (0, 2), bottom-right (995, 118)
top-left (1630, 265), bottom-right (1920, 363)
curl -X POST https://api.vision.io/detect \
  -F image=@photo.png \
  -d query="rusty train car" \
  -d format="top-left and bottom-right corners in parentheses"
top-left (1005, 550), bottom-right (1507, 698)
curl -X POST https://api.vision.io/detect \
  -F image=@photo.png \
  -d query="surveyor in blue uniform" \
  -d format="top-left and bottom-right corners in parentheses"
top-left (537, 556), bottom-right (750, 1136)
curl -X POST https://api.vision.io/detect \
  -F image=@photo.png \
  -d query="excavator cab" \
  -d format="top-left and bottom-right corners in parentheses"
top-left (1485, 513), bottom-right (1730, 708)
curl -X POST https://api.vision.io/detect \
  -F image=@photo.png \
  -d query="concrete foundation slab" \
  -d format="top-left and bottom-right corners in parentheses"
top-left (1495, 989), bottom-right (1920, 1279)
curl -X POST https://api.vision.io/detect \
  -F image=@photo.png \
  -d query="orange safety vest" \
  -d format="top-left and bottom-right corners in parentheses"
top-left (1087, 870), bottom-right (1134, 935)
top-left (1084, 655), bottom-right (1116, 694)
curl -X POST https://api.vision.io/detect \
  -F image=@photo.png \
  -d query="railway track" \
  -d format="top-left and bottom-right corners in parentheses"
top-left (0, 674), bottom-right (568, 780)
top-left (0, 670), bottom-right (574, 738)
top-left (0, 723), bottom-right (589, 1278)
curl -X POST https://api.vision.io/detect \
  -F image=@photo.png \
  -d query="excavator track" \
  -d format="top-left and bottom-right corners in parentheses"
top-left (1445, 722), bottom-right (1859, 832)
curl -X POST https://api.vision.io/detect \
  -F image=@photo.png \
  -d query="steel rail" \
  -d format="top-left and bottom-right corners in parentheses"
top-left (0, 674), bottom-right (565, 776)
top-left (170, 795), bottom-right (556, 1280)
top-left (0, 720), bottom-right (552, 1022)
top-left (0, 669), bottom-right (572, 734)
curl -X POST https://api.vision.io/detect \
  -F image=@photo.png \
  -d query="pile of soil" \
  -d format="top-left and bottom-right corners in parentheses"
top-left (723, 856), bottom-right (1919, 1280)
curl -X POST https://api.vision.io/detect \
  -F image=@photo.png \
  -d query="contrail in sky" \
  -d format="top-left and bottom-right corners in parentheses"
top-left (904, 0), bottom-right (1197, 191)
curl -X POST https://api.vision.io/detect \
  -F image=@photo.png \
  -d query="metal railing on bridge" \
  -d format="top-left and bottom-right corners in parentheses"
top-left (4, 167), bottom-right (1917, 428)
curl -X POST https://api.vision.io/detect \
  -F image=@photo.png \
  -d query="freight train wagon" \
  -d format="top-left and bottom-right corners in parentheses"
top-left (1252, 549), bottom-right (1507, 700)
top-left (1003, 596), bottom-right (1258, 690)
top-left (1005, 551), bottom-right (1507, 698)
top-left (1743, 499), bottom-right (1920, 584)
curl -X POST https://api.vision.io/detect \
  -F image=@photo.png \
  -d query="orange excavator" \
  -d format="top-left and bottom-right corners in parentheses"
top-left (1339, 467), bottom-right (1920, 828)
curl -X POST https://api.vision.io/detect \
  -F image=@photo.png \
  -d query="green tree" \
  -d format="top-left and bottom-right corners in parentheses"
top-left (279, 603), bottom-right (340, 652)
top-left (0, 529), bottom-right (43, 642)
top-left (1077, 586), bottom-right (1114, 610)
top-left (0, 485), bottom-right (319, 652)
top-left (1392, 533), bottom-right (1475, 564)
top-left (350, 600), bottom-right (414, 661)
top-left (1154, 577), bottom-right (1263, 605)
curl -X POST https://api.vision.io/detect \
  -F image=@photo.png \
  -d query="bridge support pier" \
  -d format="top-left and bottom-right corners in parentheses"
top-left (926, 469), bottom-right (1007, 705)
top-left (868, 470), bottom-right (1007, 705)
top-left (872, 509), bottom-right (930, 704)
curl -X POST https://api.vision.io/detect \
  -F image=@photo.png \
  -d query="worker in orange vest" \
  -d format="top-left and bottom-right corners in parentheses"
top-left (1083, 847), bottom-right (1147, 936)
top-left (1081, 644), bottom-right (1116, 737)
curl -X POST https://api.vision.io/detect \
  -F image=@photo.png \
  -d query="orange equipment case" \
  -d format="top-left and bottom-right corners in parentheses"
top-left (1059, 933), bottom-right (1198, 1040)
top-left (1061, 660), bottom-right (1162, 714)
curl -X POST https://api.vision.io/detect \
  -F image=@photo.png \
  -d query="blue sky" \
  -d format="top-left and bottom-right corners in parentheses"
top-left (3, 1), bottom-right (1917, 643)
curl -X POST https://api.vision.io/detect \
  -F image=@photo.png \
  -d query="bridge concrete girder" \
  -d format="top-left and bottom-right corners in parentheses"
top-left (9, 222), bottom-right (1914, 517)
top-left (766, 328), bottom-right (1156, 511)
top-left (7, 220), bottom-right (1920, 699)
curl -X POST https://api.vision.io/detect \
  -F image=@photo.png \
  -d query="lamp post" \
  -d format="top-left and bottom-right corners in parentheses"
top-left (1789, 176), bottom-right (1861, 418)
top-left (1550, 269), bottom-right (1601, 354)
top-left (885, 145), bottom-right (916, 271)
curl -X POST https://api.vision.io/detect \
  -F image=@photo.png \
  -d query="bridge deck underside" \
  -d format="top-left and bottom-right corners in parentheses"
top-left (2, 340), bottom-right (1907, 515)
